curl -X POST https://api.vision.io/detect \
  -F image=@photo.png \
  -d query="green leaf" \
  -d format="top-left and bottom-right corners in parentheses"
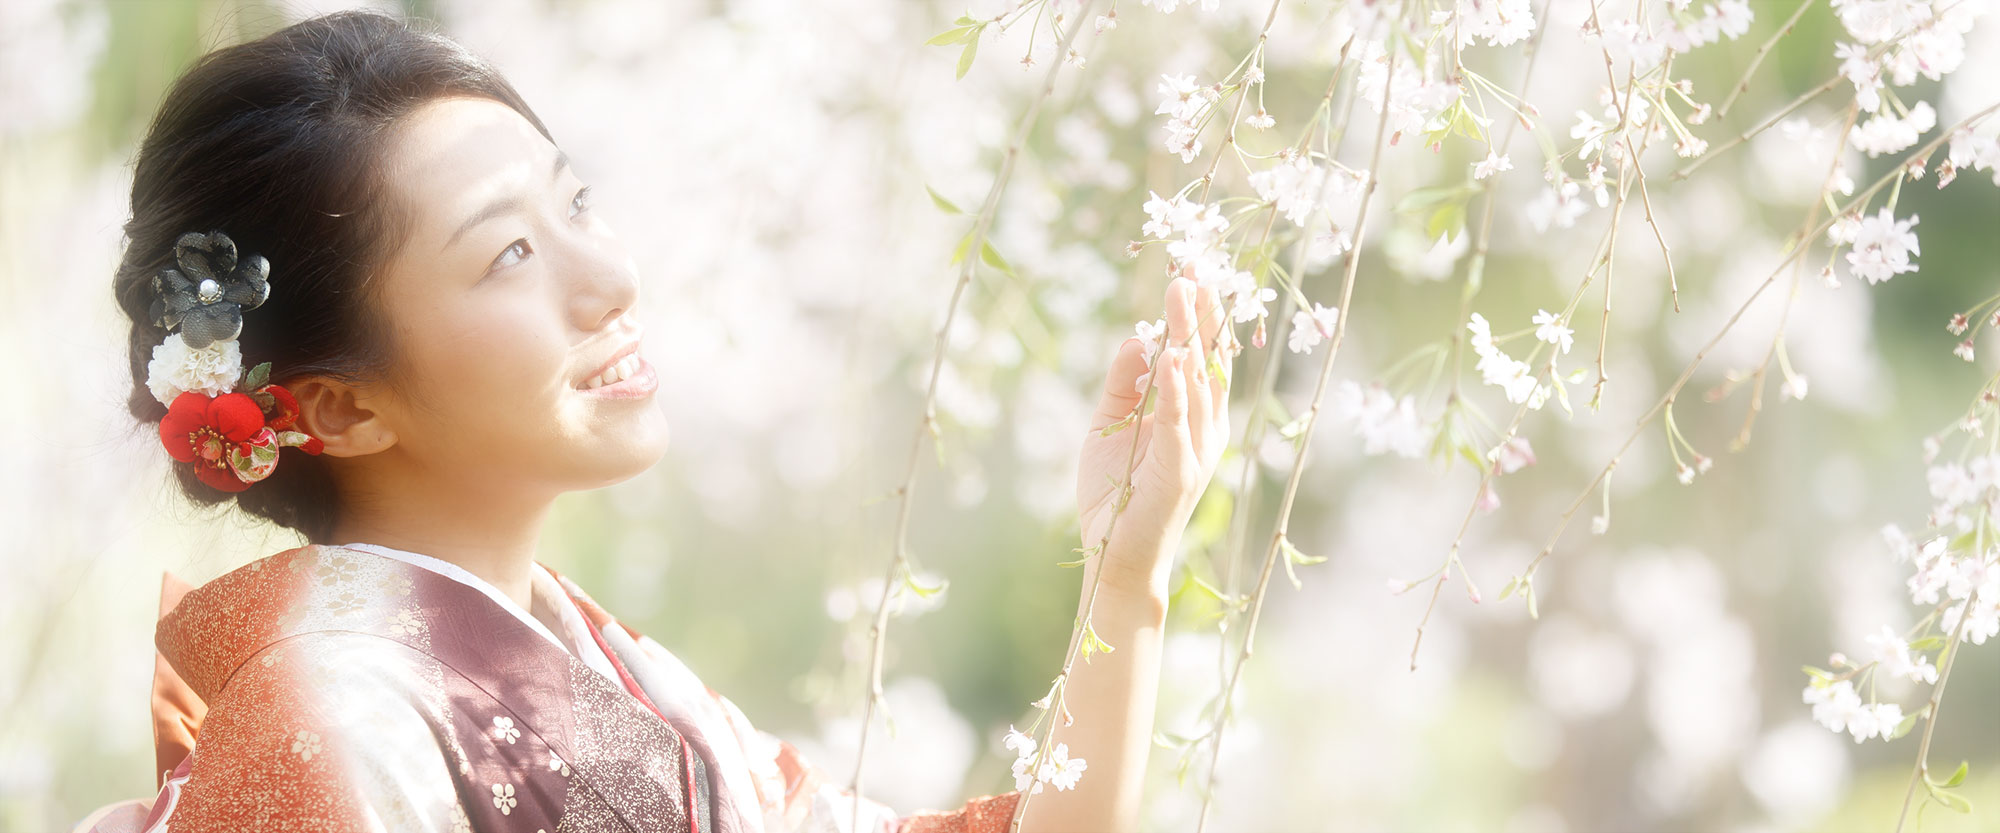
top-left (1498, 576), bottom-right (1522, 601)
top-left (243, 361), bottom-right (272, 391)
top-left (1889, 708), bottom-right (1922, 740)
top-left (1079, 621), bottom-right (1116, 663)
top-left (1280, 536), bottom-right (1328, 567)
top-left (1801, 665), bottom-right (1833, 683)
top-left (1099, 413), bottom-right (1134, 437)
top-left (250, 390), bottom-right (277, 412)
top-left (926, 26), bottom-right (969, 46)
top-left (1524, 581), bottom-right (1539, 620)
top-left (1426, 203), bottom-right (1465, 241)
top-left (903, 569), bottom-right (949, 599)
top-left (926, 185), bottom-right (964, 214)
top-left (956, 38), bottom-right (979, 80)
top-left (1056, 544), bottom-right (1097, 568)
top-left (1396, 183), bottom-right (1478, 214)
top-left (949, 229), bottom-right (974, 265)
top-left (980, 240), bottom-right (1013, 274)
top-left (1937, 790), bottom-right (1973, 814)
top-left (1940, 761), bottom-right (1969, 789)
top-left (1909, 635), bottom-right (1946, 652)
top-left (1277, 413), bottom-right (1312, 442)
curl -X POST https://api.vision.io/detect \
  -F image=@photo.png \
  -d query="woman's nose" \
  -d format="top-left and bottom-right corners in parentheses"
top-left (560, 229), bottom-right (640, 332)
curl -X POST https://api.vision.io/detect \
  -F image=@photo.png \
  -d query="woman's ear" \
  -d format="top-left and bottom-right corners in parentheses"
top-left (288, 376), bottom-right (397, 458)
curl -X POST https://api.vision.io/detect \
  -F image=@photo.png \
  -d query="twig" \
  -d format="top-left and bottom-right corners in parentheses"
top-left (1716, 0), bottom-right (1817, 118)
top-left (1195, 4), bottom-right (1405, 827)
top-left (1519, 101), bottom-right (2000, 586)
top-left (851, 5), bottom-right (1097, 829)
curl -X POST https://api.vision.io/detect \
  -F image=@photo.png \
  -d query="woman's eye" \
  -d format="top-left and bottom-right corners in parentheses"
top-left (490, 238), bottom-right (530, 272)
top-left (570, 185), bottom-right (593, 219)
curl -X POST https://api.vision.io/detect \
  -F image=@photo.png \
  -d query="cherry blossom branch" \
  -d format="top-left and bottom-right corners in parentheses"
top-left (1673, 3), bottom-right (1966, 180)
top-left (1721, 102), bottom-right (1861, 450)
top-left (851, 4), bottom-right (1097, 828)
top-left (1517, 101), bottom-right (2000, 588)
top-left (1195, 6), bottom-right (1406, 827)
top-left (1448, 0), bottom-right (1555, 400)
top-left (1716, 0), bottom-right (1817, 119)
top-left (1894, 588), bottom-right (1978, 833)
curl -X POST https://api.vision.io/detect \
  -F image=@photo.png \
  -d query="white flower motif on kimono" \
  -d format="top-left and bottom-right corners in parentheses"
top-left (145, 331), bottom-right (243, 407)
top-left (324, 589), bottom-right (368, 616)
top-left (315, 554), bottom-right (359, 587)
top-left (493, 715), bottom-right (520, 745)
top-left (492, 782), bottom-right (517, 815)
top-left (549, 751), bottom-right (572, 777)
top-left (388, 607), bottom-right (424, 637)
top-left (292, 729), bottom-right (322, 762)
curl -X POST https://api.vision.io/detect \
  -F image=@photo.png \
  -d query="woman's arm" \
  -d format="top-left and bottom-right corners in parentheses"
top-left (1035, 276), bottom-right (1229, 832)
top-left (1019, 547), bottom-right (1172, 833)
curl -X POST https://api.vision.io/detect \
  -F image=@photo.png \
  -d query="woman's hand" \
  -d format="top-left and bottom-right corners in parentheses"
top-left (1075, 276), bottom-right (1230, 599)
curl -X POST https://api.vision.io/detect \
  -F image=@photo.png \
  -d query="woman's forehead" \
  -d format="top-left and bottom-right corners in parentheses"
top-left (381, 96), bottom-right (556, 231)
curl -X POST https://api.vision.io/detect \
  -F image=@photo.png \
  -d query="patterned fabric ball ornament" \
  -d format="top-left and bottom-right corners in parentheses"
top-left (146, 231), bottom-right (323, 492)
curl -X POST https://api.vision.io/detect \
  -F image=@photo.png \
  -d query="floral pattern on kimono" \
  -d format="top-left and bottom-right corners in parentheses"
top-left (79, 544), bottom-right (1020, 833)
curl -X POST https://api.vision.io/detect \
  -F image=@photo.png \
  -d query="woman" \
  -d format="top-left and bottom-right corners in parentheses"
top-left (85, 9), bottom-right (1228, 833)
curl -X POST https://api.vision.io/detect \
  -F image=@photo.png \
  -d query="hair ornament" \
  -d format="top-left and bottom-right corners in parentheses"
top-left (145, 230), bottom-right (323, 493)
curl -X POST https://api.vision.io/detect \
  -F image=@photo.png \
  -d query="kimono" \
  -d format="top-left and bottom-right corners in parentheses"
top-left (78, 543), bottom-right (1020, 833)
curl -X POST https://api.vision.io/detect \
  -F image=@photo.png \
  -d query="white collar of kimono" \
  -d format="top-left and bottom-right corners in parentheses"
top-left (332, 542), bottom-right (623, 686)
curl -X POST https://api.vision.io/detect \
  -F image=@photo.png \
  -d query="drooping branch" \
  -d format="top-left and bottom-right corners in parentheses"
top-left (850, 4), bottom-right (1097, 829)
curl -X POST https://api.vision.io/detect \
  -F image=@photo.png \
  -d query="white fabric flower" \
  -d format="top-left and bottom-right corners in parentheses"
top-left (146, 332), bottom-right (243, 406)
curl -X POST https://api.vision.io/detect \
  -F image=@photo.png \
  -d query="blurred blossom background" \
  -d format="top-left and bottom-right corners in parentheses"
top-left (3, 0), bottom-right (1999, 831)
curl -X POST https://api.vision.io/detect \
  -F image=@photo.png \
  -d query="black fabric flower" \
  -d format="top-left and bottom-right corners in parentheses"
top-left (149, 231), bottom-right (271, 350)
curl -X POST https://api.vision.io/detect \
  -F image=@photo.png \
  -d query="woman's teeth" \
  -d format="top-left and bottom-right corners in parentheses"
top-left (582, 353), bottom-right (641, 390)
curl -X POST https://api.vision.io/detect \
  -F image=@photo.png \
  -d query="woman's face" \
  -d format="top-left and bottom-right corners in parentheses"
top-left (347, 95), bottom-right (668, 496)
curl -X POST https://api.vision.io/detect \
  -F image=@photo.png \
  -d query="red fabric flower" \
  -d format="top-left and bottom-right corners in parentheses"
top-left (160, 391), bottom-right (266, 493)
top-left (260, 383), bottom-right (301, 431)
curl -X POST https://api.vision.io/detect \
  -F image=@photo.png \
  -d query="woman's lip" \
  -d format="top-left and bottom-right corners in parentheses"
top-left (577, 353), bottom-right (659, 399)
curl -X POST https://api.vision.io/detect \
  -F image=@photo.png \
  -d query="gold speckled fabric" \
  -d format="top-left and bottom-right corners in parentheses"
top-left (84, 544), bottom-right (1023, 833)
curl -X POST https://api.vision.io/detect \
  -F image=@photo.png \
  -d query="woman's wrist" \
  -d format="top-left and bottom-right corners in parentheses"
top-left (1083, 538), bottom-right (1175, 622)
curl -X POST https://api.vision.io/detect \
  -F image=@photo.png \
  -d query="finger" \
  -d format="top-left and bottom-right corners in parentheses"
top-left (1201, 284), bottom-right (1230, 419)
top-left (1090, 336), bottom-right (1150, 431)
top-left (1194, 282), bottom-right (1223, 356)
top-left (1182, 309), bottom-right (1213, 461)
top-left (1164, 276), bottom-right (1197, 352)
top-left (1154, 347), bottom-right (1195, 469)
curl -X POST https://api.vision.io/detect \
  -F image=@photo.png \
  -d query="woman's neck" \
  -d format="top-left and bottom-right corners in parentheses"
top-left (327, 481), bottom-right (554, 610)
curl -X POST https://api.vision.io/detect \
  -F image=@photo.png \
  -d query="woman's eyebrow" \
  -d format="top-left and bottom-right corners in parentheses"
top-left (441, 148), bottom-right (572, 252)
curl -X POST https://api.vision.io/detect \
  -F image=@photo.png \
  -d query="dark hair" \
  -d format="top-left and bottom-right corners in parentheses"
top-left (114, 10), bottom-right (554, 544)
